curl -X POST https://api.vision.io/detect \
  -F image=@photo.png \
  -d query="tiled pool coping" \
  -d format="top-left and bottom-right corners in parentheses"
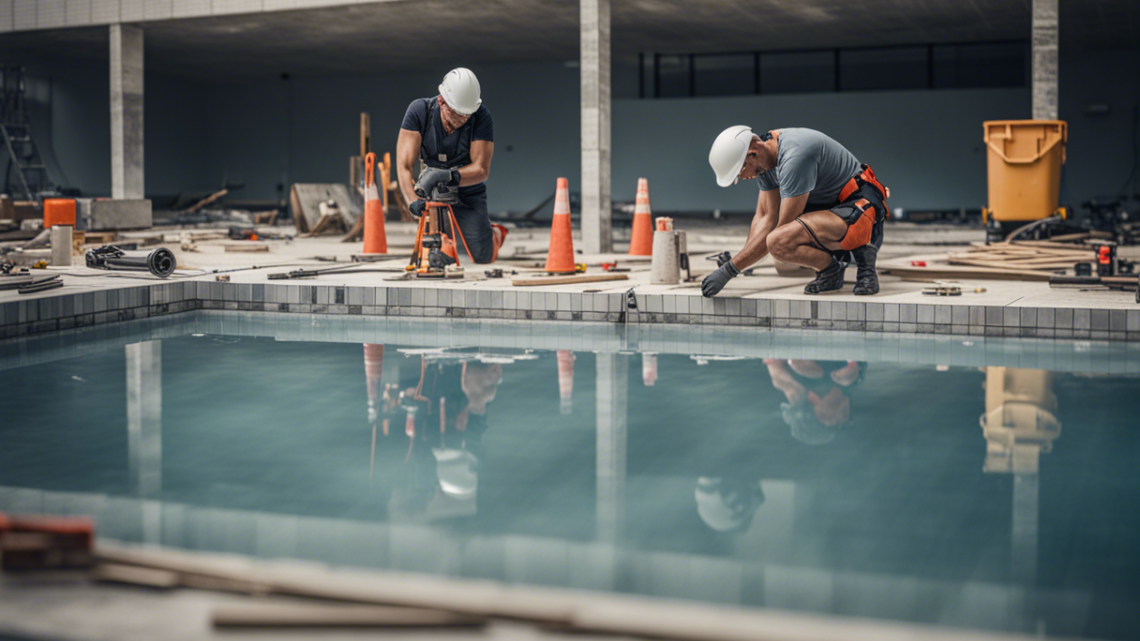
top-left (3, 280), bottom-right (1140, 341)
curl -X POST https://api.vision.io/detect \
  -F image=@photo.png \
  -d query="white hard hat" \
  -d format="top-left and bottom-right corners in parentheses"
top-left (439, 68), bottom-right (482, 116)
top-left (432, 448), bottom-right (478, 497)
top-left (709, 125), bottom-right (755, 188)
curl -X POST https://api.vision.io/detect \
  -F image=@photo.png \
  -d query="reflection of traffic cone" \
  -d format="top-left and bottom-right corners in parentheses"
top-left (629, 177), bottom-right (653, 256)
top-left (557, 349), bottom-right (574, 415)
top-left (363, 152), bottom-right (388, 254)
top-left (364, 343), bottom-right (384, 420)
top-left (642, 353), bottom-right (657, 387)
top-left (545, 178), bottom-right (576, 274)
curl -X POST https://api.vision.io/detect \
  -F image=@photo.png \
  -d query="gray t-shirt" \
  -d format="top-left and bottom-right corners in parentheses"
top-left (756, 128), bottom-right (861, 206)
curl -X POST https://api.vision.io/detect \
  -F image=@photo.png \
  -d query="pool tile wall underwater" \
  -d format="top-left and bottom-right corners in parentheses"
top-left (4, 311), bottom-right (1140, 375)
top-left (2, 282), bottom-right (1140, 342)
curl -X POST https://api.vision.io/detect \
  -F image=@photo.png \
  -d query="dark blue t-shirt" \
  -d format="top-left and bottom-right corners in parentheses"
top-left (401, 97), bottom-right (493, 163)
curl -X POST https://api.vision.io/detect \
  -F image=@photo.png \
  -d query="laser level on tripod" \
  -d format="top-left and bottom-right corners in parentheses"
top-left (408, 168), bottom-right (470, 279)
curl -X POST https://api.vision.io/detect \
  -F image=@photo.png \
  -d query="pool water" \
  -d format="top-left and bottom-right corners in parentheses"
top-left (1, 312), bottom-right (1139, 640)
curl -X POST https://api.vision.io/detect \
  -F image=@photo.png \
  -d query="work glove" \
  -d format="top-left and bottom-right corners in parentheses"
top-left (409, 199), bottom-right (426, 219)
top-left (414, 167), bottom-right (461, 198)
top-left (701, 260), bottom-right (740, 297)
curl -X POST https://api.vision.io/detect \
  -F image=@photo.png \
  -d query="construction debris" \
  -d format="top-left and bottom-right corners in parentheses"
top-left (948, 240), bottom-right (1097, 272)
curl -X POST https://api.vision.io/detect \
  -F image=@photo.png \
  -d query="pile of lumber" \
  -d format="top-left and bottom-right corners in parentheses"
top-left (947, 239), bottom-right (1098, 272)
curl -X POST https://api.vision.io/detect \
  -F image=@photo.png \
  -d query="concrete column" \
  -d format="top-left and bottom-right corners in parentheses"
top-left (580, 0), bottom-right (612, 254)
top-left (1011, 472), bottom-right (1038, 583)
top-left (111, 24), bottom-right (144, 199)
top-left (1031, 0), bottom-right (1058, 120)
top-left (595, 352), bottom-right (627, 542)
top-left (127, 341), bottom-right (162, 499)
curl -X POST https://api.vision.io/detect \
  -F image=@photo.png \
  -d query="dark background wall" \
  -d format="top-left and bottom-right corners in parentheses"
top-left (8, 47), bottom-right (1139, 215)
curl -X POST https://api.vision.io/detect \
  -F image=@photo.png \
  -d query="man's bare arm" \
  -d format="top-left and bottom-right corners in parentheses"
top-left (458, 140), bottom-right (493, 186)
top-left (396, 129), bottom-right (422, 204)
top-left (776, 193), bottom-right (809, 227)
top-left (729, 189), bottom-right (781, 270)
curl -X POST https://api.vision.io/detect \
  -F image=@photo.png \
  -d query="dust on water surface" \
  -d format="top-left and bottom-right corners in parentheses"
top-left (1, 325), bottom-right (1138, 640)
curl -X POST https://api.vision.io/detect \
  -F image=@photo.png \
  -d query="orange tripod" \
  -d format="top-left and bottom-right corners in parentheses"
top-left (408, 201), bottom-right (475, 278)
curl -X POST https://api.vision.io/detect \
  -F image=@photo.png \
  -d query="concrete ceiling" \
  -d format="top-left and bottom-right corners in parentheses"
top-left (2, 0), bottom-right (1138, 81)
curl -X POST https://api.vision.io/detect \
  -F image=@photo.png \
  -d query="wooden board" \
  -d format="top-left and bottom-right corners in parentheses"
top-left (224, 243), bottom-right (270, 253)
top-left (212, 604), bottom-right (486, 629)
top-left (290, 184), bottom-right (362, 234)
top-left (880, 262), bottom-right (1054, 282)
top-left (512, 273), bottom-right (629, 287)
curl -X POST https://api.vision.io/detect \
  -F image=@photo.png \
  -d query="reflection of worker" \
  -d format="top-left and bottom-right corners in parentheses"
top-left (396, 68), bottom-right (507, 264)
top-left (380, 358), bottom-right (503, 518)
top-left (765, 359), bottom-right (864, 445)
top-left (694, 477), bottom-right (764, 534)
top-left (704, 127), bottom-right (888, 297)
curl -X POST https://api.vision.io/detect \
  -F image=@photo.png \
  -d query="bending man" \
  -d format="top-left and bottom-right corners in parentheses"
top-left (702, 127), bottom-right (888, 297)
top-left (397, 67), bottom-right (507, 264)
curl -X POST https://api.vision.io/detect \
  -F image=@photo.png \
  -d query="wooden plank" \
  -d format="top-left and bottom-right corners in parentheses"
top-left (880, 262), bottom-right (1054, 282)
top-left (224, 243), bottom-right (270, 253)
top-left (949, 254), bottom-right (1087, 267)
top-left (290, 184), bottom-right (361, 233)
top-left (212, 604), bottom-right (486, 629)
top-left (360, 112), bottom-right (371, 157)
top-left (182, 189), bottom-right (228, 214)
top-left (512, 273), bottom-right (628, 287)
top-left (947, 256), bottom-right (1074, 271)
top-left (92, 563), bottom-right (180, 588)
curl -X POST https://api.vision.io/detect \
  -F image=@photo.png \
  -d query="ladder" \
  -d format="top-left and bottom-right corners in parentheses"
top-left (1, 65), bottom-right (55, 201)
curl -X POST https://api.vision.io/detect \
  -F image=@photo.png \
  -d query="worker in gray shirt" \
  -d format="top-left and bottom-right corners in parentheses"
top-left (703, 127), bottom-right (889, 297)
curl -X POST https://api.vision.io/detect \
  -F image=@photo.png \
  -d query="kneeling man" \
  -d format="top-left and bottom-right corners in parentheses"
top-left (702, 126), bottom-right (888, 297)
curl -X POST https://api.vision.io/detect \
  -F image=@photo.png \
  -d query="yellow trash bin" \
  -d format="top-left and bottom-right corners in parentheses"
top-left (983, 120), bottom-right (1067, 223)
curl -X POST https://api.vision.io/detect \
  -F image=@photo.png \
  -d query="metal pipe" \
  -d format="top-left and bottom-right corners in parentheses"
top-left (86, 246), bottom-right (177, 278)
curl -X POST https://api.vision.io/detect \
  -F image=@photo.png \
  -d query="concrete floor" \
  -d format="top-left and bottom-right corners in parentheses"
top-left (3, 220), bottom-right (1137, 327)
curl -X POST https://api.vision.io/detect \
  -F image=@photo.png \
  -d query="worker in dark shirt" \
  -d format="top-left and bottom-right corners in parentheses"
top-left (704, 127), bottom-right (889, 297)
top-left (397, 68), bottom-right (508, 264)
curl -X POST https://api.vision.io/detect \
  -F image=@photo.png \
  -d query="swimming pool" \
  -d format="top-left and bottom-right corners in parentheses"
top-left (2, 312), bottom-right (1138, 640)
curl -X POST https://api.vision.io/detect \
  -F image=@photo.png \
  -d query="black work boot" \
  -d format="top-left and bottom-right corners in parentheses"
top-left (804, 257), bottom-right (847, 294)
top-left (850, 245), bottom-right (880, 295)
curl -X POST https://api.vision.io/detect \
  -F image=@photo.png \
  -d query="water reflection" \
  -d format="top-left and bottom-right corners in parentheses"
top-left (764, 359), bottom-right (863, 445)
top-left (2, 330), bottom-right (1138, 640)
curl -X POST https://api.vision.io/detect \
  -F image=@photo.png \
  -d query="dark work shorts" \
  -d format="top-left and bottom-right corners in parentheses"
top-left (828, 183), bottom-right (886, 251)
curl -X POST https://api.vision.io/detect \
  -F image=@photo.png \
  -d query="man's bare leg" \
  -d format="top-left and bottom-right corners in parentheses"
top-left (767, 211), bottom-right (851, 294)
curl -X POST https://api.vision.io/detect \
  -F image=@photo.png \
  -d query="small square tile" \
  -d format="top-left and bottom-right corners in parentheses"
top-left (1019, 308), bottom-right (1036, 327)
top-left (866, 303), bottom-right (884, 322)
top-left (1004, 308), bottom-right (1019, 327)
top-left (1055, 308), bottom-right (1073, 329)
top-left (1110, 310), bottom-right (1127, 332)
top-left (934, 305), bottom-right (951, 325)
top-left (917, 304), bottom-right (934, 323)
top-left (1074, 309), bottom-right (1091, 330)
top-left (1090, 309), bottom-right (1109, 331)
top-left (900, 304), bottom-right (917, 323)
top-left (985, 307), bottom-right (1003, 326)
top-left (884, 304), bottom-right (899, 322)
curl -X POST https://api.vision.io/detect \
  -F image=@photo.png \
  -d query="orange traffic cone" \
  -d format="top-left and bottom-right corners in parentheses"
top-left (364, 343), bottom-right (384, 407)
top-left (629, 177), bottom-right (653, 256)
top-left (642, 352), bottom-right (657, 387)
top-left (363, 152), bottom-right (388, 254)
top-left (557, 350), bottom-right (575, 415)
top-left (545, 178), bottom-right (576, 274)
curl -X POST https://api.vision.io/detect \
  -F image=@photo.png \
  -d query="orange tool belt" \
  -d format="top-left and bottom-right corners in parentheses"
top-left (838, 164), bottom-right (890, 214)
